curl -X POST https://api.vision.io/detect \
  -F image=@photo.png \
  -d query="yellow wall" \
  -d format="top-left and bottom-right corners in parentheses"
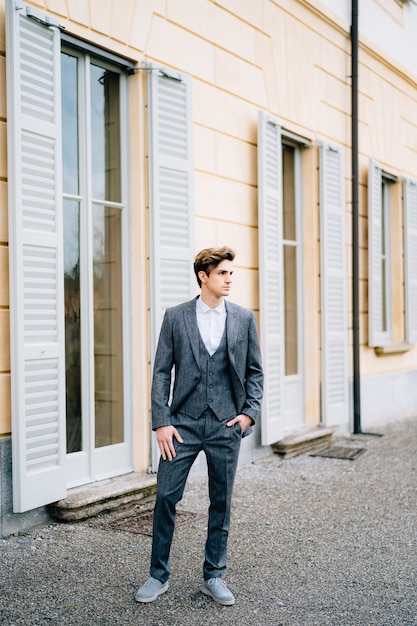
top-left (0, 0), bottom-right (416, 456)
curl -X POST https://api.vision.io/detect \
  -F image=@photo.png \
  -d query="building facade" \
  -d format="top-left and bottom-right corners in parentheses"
top-left (0, 0), bottom-right (416, 535)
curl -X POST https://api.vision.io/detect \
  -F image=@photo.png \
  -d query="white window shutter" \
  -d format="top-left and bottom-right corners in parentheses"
top-left (147, 65), bottom-right (195, 470)
top-left (147, 65), bottom-right (195, 347)
top-left (258, 111), bottom-right (285, 445)
top-left (368, 159), bottom-right (385, 347)
top-left (6, 0), bottom-right (66, 511)
top-left (319, 142), bottom-right (349, 427)
top-left (404, 178), bottom-right (417, 343)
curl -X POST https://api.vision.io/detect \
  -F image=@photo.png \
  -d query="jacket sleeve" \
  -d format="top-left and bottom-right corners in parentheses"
top-left (241, 312), bottom-right (264, 427)
top-left (151, 309), bottom-right (175, 430)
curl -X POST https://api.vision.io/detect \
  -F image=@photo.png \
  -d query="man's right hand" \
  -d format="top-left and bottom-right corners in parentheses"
top-left (156, 425), bottom-right (184, 461)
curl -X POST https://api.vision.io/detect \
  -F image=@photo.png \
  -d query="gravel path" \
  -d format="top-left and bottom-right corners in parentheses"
top-left (1, 417), bottom-right (416, 625)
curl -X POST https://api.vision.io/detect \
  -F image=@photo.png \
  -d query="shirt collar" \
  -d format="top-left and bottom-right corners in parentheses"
top-left (197, 296), bottom-right (226, 315)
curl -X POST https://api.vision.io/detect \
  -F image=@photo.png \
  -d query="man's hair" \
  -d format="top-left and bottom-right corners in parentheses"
top-left (194, 246), bottom-right (235, 287)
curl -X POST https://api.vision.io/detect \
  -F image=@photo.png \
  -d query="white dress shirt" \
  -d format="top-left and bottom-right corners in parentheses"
top-left (196, 297), bottom-right (226, 356)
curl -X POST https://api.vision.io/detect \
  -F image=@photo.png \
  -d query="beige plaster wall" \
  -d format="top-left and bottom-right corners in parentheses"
top-left (0, 0), bottom-right (416, 452)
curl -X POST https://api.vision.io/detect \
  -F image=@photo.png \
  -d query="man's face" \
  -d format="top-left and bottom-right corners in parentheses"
top-left (199, 259), bottom-right (234, 299)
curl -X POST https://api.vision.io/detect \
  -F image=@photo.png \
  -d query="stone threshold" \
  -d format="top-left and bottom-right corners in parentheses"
top-left (49, 427), bottom-right (334, 521)
top-left (271, 426), bottom-right (335, 459)
top-left (48, 472), bottom-right (157, 522)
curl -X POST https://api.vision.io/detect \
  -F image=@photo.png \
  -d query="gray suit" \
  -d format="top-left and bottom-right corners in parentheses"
top-left (150, 296), bottom-right (263, 583)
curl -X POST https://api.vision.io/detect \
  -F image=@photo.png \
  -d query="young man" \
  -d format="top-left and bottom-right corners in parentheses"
top-left (135, 247), bottom-right (263, 606)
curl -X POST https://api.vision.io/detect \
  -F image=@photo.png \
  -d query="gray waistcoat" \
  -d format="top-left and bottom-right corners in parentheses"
top-left (179, 327), bottom-right (237, 420)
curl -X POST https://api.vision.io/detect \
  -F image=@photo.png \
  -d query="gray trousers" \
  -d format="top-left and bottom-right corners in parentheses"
top-left (150, 408), bottom-right (242, 583)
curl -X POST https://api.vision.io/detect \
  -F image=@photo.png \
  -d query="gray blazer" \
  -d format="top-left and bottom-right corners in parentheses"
top-left (151, 297), bottom-right (264, 433)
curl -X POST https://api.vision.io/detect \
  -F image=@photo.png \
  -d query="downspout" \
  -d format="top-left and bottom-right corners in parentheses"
top-left (351, 0), bottom-right (362, 433)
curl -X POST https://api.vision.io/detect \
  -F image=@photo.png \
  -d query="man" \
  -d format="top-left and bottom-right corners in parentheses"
top-left (135, 246), bottom-right (263, 606)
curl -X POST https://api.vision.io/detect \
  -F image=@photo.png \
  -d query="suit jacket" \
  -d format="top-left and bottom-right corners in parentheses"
top-left (151, 297), bottom-right (264, 433)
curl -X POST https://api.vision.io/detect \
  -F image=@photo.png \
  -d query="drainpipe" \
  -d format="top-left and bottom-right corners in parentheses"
top-left (351, 0), bottom-right (362, 434)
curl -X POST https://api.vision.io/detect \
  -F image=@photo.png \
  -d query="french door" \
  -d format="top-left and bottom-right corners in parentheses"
top-left (282, 143), bottom-right (305, 432)
top-left (61, 46), bottom-right (131, 487)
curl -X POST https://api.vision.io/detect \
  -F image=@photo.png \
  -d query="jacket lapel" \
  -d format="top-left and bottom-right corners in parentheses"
top-left (225, 301), bottom-right (239, 364)
top-left (184, 297), bottom-right (200, 367)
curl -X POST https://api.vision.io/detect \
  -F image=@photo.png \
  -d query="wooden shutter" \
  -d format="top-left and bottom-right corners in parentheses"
top-left (319, 142), bottom-right (349, 427)
top-left (147, 65), bottom-right (195, 345)
top-left (6, 0), bottom-right (66, 511)
top-left (404, 178), bottom-right (417, 343)
top-left (368, 159), bottom-right (386, 347)
top-left (147, 65), bottom-right (195, 469)
top-left (258, 112), bottom-right (285, 445)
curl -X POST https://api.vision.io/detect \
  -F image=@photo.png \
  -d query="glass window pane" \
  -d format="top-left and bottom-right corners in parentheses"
top-left (93, 204), bottom-right (124, 447)
top-left (61, 53), bottom-right (79, 195)
top-left (282, 145), bottom-right (296, 241)
top-left (381, 180), bottom-right (390, 332)
top-left (284, 245), bottom-right (298, 375)
top-left (64, 199), bottom-right (82, 453)
top-left (382, 258), bottom-right (387, 332)
top-left (381, 182), bottom-right (387, 255)
top-left (90, 65), bottom-right (121, 202)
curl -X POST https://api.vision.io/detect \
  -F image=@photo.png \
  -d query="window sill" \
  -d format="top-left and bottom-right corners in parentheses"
top-left (374, 342), bottom-right (412, 355)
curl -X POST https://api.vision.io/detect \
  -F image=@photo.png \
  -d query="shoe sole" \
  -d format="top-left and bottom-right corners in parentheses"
top-left (200, 585), bottom-right (235, 606)
top-left (135, 581), bottom-right (169, 603)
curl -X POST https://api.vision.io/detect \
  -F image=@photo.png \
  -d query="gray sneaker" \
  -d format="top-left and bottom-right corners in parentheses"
top-left (135, 577), bottom-right (169, 603)
top-left (200, 577), bottom-right (235, 606)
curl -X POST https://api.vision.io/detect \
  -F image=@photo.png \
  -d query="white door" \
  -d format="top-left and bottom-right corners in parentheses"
top-left (258, 112), bottom-right (306, 445)
top-left (61, 46), bottom-right (132, 487)
top-left (281, 143), bottom-right (305, 432)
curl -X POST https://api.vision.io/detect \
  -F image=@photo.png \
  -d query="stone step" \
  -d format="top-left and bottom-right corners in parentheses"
top-left (271, 426), bottom-right (335, 459)
top-left (48, 472), bottom-right (157, 522)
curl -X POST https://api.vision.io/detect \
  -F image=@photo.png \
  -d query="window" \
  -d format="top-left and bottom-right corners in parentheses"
top-left (368, 161), bottom-right (396, 347)
top-left (369, 163), bottom-right (417, 349)
top-left (258, 113), bottom-right (315, 441)
top-left (380, 177), bottom-right (392, 335)
top-left (404, 178), bottom-right (417, 343)
top-left (6, 0), bottom-right (133, 509)
top-left (62, 49), bottom-right (126, 455)
top-left (282, 143), bottom-right (299, 376)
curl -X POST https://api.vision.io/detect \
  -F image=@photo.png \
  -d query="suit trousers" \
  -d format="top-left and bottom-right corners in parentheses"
top-left (150, 408), bottom-right (242, 583)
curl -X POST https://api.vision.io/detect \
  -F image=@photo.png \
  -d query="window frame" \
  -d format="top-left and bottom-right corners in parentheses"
top-left (281, 139), bottom-right (304, 381)
top-left (368, 160), bottom-right (396, 347)
top-left (61, 43), bottom-right (133, 486)
top-left (380, 175), bottom-right (393, 338)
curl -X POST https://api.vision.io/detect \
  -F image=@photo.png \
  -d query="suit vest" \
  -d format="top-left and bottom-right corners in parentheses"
top-left (179, 327), bottom-right (237, 420)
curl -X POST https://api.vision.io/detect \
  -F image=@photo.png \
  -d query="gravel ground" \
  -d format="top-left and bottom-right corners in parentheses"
top-left (1, 416), bottom-right (416, 626)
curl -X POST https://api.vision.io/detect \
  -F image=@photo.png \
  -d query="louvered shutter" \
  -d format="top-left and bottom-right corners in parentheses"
top-left (147, 65), bottom-right (195, 342)
top-left (404, 178), bottom-right (417, 343)
top-left (147, 65), bottom-right (195, 469)
top-left (6, 0), bottom-right (66, 511)
top-left (258, 112), bottom-right (285, 445)
top-left (368, 160), bottom-right (387, 347)
top-left (319, 143), bottom-right (349, 426)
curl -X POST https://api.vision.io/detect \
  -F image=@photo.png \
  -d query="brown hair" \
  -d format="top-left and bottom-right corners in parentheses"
top-left (194, 246), bottom-right (235, 287)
